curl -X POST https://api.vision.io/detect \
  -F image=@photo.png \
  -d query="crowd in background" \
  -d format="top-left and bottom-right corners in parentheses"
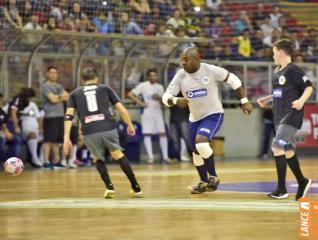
top-left (1, 0), bottom-right (318, 62)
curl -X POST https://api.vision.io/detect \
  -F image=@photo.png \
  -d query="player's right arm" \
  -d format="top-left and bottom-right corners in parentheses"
top-left (257, 95), bottom-right (273, 108)
top-left (115, 102), bottom-right (135, 136)
top-left (162, 71), bottom-right (188, 108)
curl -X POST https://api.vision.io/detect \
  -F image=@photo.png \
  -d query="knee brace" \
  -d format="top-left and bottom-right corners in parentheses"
top-left (195, 142), bottom-right (213, 159)
top-left (192, 153), bottom-right (204, 166)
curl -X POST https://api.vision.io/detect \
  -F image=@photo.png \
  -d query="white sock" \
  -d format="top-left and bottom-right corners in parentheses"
top-left (143, 136), bottom-right (154, 160)
top-left (159, 136), bottom-right (169, 160)
top-left (180, 139), bottom-right (186, 156)
top-left (27, 139), bottom-right (40, 164)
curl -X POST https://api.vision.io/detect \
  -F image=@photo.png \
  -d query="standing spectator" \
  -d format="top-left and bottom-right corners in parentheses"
top-left (2, 0), bottom-right (23, 29)
top-left (166, 9), bottom-right (185, 30)
top-left (269, 5), bottom-right (283, 28)
top-left (24, 14), bottom-right (42, 30)
top-left (50, 0), bottom-right (68, 27)
top-left (233, 11), bottom-right (251, 35)
top-left (120, 12), bottom-right (143, 35)
top-left (128, 69), bottom-right (173, 164)
top-left (260, 15), bottom-right (274, 38)
top-left (20, 100), bottom-right (43, 167)
top-left (92, 12), bottom-right (113, 33)
top-left (251, 29), bottom-right (264, 57)
top-left (252, 3), bottom-right (266, 29)
top-left (300, 28), bottom-right (317, 58)
top-left (237, 29), bottom-right (252, 59)
top-left (20, 0), bottom-right (33, 25)
top-left (41, 66), bottom-right (69, 169)
top-left (69, 1), bottom-right (87, 21)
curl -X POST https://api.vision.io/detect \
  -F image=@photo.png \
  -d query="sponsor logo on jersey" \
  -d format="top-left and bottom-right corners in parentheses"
top-left (186, 88), bottom-right (208, 98)
top-left (201, 77), bottom-right (210, 84)
top-left (303, 76), bottom-right (309, 82)
top-left (278, 76), bottom-right (286, 85)
top-left (273, 88), bottom-right (282, 98)
top-left (85, 114), bottom-right (105, 123)
top-left (278, 139), bottom-right (287, 147)
top-left (199, 128), bottom-right (211, 134)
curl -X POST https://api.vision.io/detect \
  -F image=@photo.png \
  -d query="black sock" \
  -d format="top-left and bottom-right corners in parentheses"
top-left (96, 159), bottom-right (113, 190)
top-left (274, 155), bottom-right (287, 192)
top-left (195, 165), bottom-right (208, 182)
top-left (204, 154), bottom-right (217, 177)
top-left (287, 154), bottom-right (306, 184)
top-left (117, 156), bottom-right (140, 191)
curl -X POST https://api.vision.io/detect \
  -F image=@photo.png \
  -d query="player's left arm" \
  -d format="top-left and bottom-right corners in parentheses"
top-left (223, 71), bottom-right (253, 115)
top-left (292, 86), bottom-right (313, 110)
top-left (63, 107), bottom-right (75, 155)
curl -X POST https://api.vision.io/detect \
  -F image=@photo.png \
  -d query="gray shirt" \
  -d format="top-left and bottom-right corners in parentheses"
top-left (41, 82), bottom-right (65, 118)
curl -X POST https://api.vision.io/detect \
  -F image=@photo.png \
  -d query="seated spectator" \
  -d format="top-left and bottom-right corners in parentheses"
top-left (43, 16), bottom-right (59, 31)
top-left (290, 30), bottom-right (301, 52)
top-left (237, 29), bottom-right (252, 59)
top-left (206, 0), bottom-right (222, 12)
top-left (184, 12), bottom-right (202, 37)
top-left (2, 0), bottom-right (23, 29)
top-left (130, 0), bottom-right (150, 14)
top-left (120, 12), bottom-right (143, 35)
top-left (301, 28), bottom-right (317, 58)
top-left (143, 22), bottom-right (157, 35)
top-left (269, 5), bottom-right (282, 28)
top-left (156, 0), bottom-right (173, 19)
top-left (263, 28), bottom-right (281, 47)
top-left (20, 0), bottom-right (33, 25)
top-left (50, 0), bottom-right (68, 27)
top-left (233, 11), bottom-right (251, 35)
top-left (24, 14), bottom-right (42, 30)
top-left (69, 1), bottom-right (87, 21)
top-left (252, 3), bottom-right (266, 29)
top-left (92, 12), bottom-right (113, 33)
top-left (166, 9), bottom-right (185, 30)
top-left (251, 29), bottom-right (264, 56)
top-left (260, 15), bottom-right (274, 38)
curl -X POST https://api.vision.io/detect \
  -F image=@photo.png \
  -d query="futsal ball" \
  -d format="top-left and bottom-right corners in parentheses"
top-left (4, 157), bottom-right (24, 176)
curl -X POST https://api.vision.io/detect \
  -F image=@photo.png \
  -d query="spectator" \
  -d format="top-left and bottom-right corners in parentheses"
top-left (2, 0), bottom-right (23, 29)
top-left (206, 0), bottom-right (222, 12)
top-left (143, 22), bottom-right (157, 35)
top-left (20, 0), bottom-right (33, 24)
top-left (233, 11), bottom-right (251, 35)
top-left (20, 99), bottom-right (43, 167)
top-left (252, 3), bottom-right (266, 29)
top-left (260, 15), bottom-right (274, 38)
top-left (166, 9), bottom-right (185, 30)
top-left (92, 12), bottom-right (113, 33)
top-left (130, 0), bottom-right (151, 14)
top-left (24, 14), bottom-right (42, 30)
top-left (269, 5), bottom-right (282, 28)
top-left (300, 28), bottom-right (317, 58)
top-left (50, 0), bottom-right (68, 26)
top-left (128, 69), bottom-right (173, 164)
top-left (44, 16), bottom-right (59, 31)
top-left (156, 0), bottom-right (173, 19)
top-left (41, 66), bottom-right (69, 169)
top-left (237, 29), bottom-right (252, 59)
top-left (69, 1), bottom-right (88, 21)
top-left (290, 30), bottom-right (301, 52)
top-left (251, 29), bottom-right (264, 56)
top-left (0, 93), bottom-right (12, 161)
top-left (121, 12), bottom-right (143, 35)
top-left (263, 28), bottom-right (281, 47)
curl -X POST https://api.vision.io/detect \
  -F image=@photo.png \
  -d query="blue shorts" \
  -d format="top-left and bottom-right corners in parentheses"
top-left (189, 113), bottom-right (224, 150)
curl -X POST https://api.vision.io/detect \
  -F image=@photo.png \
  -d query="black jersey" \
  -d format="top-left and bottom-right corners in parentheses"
top-left (67, 84), bottom-right (120, 135)
top-left (272, 63), bottom-right (312, 129)
top-left (0, 108), bottom-right (8, 128)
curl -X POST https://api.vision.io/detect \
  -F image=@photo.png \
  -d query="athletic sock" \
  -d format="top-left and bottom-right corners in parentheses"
top-left (159, 136), bottom-right (169, 160)
top-left (287, 154), bottom-right (306, 184)
top-left (274, 155), bottom-right (287, 192)
top-left (96, 159), bottom-right (113, 190)
top-left (204, 154), bottom-right (217, 177)
top-left (27, 139), bottom-right (40, 164)
top-left (195, 165), bottom-right (208, 182)
top-left (143, 136), bottom-right (154, 160)
top-left (117, 156), bottom-right (140, 191)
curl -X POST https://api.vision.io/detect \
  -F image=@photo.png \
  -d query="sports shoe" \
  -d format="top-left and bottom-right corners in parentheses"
top-left (60, 159), bottom-right (67, 167)
top-left (207, 176), bottom-right (220, 192)
top-left (268, 190), bottom-right (289, 199)
top-left (296, 178), bottom-right (312, 201)
top-left (43, 162), bottom-right (54, 170)
top-left (104, 189), bottom-right (115, 199)
top-left (68, 161), bottom-right (78, 169)
top-left (163, 158), bottom-right (177, 164)
top-left (130, 189), bottom-right (143, 198)
top-left (147, 159), bottom-right (154, 164)
top-left (190, 181), bottom-right (208, 194)
top-left (54, 163), bottom-right (66, 169)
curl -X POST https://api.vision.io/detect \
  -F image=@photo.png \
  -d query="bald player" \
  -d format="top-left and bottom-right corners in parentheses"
top-left (162, 47), bottom-right (253, 194)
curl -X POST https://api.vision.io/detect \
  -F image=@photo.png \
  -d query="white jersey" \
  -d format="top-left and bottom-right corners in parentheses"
top-left (132, 81), bottom-right (164, 115)
top-left (20, 101), bottom-right (40, 131)
top-left (165, 63), bottom-right (228, 122)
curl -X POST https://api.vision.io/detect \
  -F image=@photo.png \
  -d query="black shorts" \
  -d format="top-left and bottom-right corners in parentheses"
top-left (70, 126), bottom-right (79, 145)
top-left (43, 117), bottom-right (64, 143)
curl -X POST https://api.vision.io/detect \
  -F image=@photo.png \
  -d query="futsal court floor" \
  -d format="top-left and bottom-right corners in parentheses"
top-left (0, 158), bottom-right (317, 240)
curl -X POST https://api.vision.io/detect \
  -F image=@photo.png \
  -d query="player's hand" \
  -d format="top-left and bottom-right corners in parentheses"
top-left (63, 138), bottom-right (72, 155)
top-left (241, 102), bottom-right (253, 115)
top-left (127, 124), bottom-right (136, 136)
top-left (176, 98), bottom-right (188, 108)
top-left (292, 99), bottom-right (304, 110)
top-left (256, 97), bottom-right (268, 108)
top-left (14, 126), bottom-right (21, 135)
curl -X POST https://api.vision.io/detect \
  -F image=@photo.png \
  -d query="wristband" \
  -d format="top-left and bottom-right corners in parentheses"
top-left (240, 97), bottom-right (248, 104)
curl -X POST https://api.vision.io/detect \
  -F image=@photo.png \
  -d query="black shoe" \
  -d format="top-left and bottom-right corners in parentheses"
top-left (207, 176), bottom-right (220, 192)
top-left (268, 190), bottom-right (289, 199)
top-left (190, 181), bottom-right (208, 194)
top-left (296, 179), bottom-right (312, 201)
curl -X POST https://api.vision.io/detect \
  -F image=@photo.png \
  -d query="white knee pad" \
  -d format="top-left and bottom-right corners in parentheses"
top-left (192, 153), bottom-right (204, 166)
top-left (195, 142), bottom-right (213, 159)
